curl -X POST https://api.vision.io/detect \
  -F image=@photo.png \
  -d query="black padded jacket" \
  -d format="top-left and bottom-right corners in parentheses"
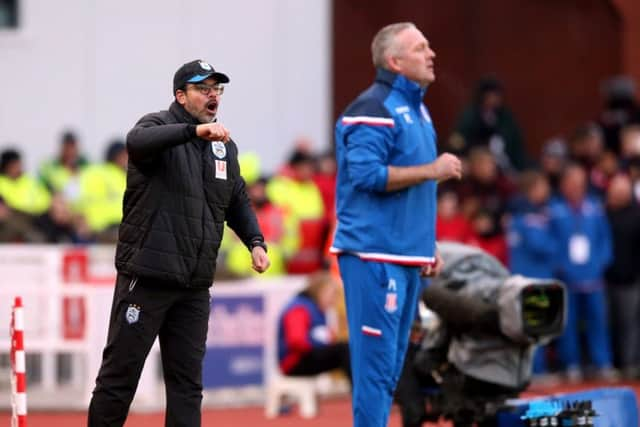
top-left (115, 102), bottom-right (264, 288)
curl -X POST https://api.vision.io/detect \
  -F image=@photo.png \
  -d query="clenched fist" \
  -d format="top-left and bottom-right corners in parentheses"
top-left (196, 123), bottom-right (230, 142)
top-left (432, 153), bottom-right (462, 182)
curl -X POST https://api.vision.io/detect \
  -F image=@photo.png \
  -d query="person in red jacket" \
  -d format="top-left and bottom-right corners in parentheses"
top-left (436, 188), bottom-right (474, 243)
top-left (277, 272), bottom-right (351, 381)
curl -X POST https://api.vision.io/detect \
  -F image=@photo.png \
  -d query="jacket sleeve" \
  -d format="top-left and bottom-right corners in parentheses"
top-left (225, 141), bottom-right (264, 248)
top-left (342, 121), bottom-right (394, 193)
top-left (126, 113), bottom-right (196, 162)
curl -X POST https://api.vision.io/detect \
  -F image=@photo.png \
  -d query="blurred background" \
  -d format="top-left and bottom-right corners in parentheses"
top-left (1, 0), bottom-right (640, 425)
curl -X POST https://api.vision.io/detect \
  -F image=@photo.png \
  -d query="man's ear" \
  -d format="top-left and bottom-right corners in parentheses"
top-left (386, 54), bottom-right (402, 74)
top-left (175, 90), bottom-right (186, 105)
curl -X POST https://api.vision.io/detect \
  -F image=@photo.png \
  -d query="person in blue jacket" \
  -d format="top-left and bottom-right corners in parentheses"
top-left (507, 170), bottom-right (557, 375)
top-left (549, 163), bottom-right (615, 381)
top-left (331, 22), bottom-right (462, 427)
top-left (277, 271), bottom-right (351, 380)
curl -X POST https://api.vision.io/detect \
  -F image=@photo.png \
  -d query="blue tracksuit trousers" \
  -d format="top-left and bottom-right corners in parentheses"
top-left (557, 289), bottom-right (613, 370)
top-left (338, 254), bottom-right (422, 427)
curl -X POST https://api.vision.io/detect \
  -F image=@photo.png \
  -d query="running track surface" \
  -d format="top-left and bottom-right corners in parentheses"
top-left (2, 381), bottom-right (638, 426)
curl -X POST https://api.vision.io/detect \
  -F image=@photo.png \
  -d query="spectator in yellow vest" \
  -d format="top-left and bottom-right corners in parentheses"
top-left (267, 149), bottom-right (325, 221)
top-left (267, 149), bottom-right (326, 273)
top-left (0, 148), bottom-right (51, 215)
top-left (77, 140), bottom-right (127, 237)
top-left (38, 130), bottom-right (89, 205)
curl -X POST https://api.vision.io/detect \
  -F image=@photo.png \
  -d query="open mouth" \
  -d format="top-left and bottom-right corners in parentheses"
top-left (206, 101), bottom-right (218, 114)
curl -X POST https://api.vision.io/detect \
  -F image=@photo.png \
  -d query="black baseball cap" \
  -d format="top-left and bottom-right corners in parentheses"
top-left (173, 60), bottom-right (230, 94)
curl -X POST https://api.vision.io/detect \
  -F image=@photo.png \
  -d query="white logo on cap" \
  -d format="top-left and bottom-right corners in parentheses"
top-left (199, 61), bottom-right (213, 71)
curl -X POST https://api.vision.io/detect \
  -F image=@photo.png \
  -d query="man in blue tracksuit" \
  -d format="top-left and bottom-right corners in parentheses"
top-left (549, 163), bottom-right (614, 380)
top-left (331, 22), bottom-right (462, 427)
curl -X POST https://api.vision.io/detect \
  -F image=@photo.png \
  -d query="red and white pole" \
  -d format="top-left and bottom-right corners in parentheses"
top-left (10, 296), bottom-right (27, 427)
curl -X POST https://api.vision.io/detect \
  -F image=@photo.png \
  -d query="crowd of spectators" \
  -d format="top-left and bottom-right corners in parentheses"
top-left (438, 75), bottom-right (640, 383)
top-left (0, 131), bottom-right (127, 244)
top-left (2, 75), bottom-right (640, 382)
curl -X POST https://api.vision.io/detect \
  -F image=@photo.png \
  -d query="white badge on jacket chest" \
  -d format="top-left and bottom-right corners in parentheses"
top-left (212, 141), bottom-right (226, 159)
top-left (215, 160), bottom-right (227, 180)
top-left (569, 234), bottom-right (590, 264)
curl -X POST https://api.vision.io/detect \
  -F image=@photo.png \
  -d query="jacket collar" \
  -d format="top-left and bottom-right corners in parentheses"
top-left (169, 101), bottom-right (200, 125)
top-left (375, 68), bottom-right (426, 106)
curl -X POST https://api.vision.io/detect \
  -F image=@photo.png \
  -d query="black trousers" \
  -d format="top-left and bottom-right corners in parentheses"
top-left (88, 273), bottom-right (210, 427)
top-left (287, 342), bottom-right (352, 384)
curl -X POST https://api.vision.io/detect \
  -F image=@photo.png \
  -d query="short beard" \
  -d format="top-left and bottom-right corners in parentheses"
top-left (197, 114), bottom-right (216, 124)
top-left (183, 102), bottom-right (214, 124)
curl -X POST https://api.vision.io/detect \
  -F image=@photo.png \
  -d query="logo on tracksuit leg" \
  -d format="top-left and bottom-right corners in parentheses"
top-left (125, 304), bottom-right (141, 324)
top-left (385, 278), bottom-right (398, 313)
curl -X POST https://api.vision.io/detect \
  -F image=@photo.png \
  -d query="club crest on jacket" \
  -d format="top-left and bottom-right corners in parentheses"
top-left (212, 141), bottom-right (226, 159)
top-left (126, 304), bottom-right (140, 324)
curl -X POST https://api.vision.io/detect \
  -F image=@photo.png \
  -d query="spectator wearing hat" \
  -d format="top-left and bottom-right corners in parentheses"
top-left (0, 148), bottom-right (51, 215)
top-left (87, 59), bottom-right (270, 427)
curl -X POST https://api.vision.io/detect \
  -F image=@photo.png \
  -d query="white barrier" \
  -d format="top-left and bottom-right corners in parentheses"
top-left (0, 245), bottom-right (308, 411)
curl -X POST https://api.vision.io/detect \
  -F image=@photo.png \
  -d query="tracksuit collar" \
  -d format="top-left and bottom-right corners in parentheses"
top-left (375, 68), bottom-right (427, 105)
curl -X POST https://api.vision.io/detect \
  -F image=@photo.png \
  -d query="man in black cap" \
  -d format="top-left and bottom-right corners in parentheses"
top-left (88, 59), bottom-right (270, 426)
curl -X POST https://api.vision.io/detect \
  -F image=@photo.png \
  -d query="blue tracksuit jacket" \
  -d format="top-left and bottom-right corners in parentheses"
top-left (507, 200), bottom-right (557, 279)
top-left (549, 195), bottom-right (612, 290)
top-left (331, 68), bottom-right (438, 266)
